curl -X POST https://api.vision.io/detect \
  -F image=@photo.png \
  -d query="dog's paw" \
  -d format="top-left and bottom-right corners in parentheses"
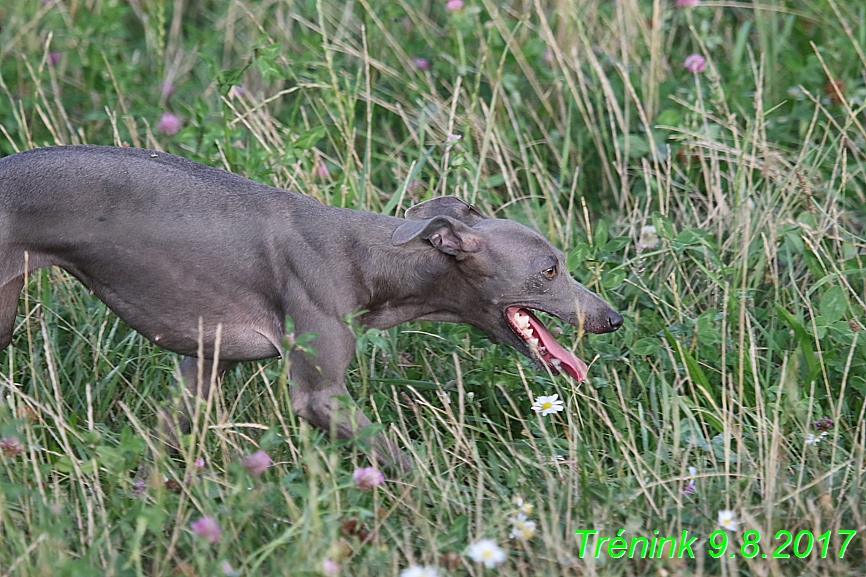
top-left (369, 436), bottom-right (413, 475)
top-left (385, 450), bottom-right (413, 475)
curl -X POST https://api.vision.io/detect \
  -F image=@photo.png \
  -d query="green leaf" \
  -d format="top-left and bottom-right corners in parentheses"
top-left (259, 427), bottom-right (287, 450)
top-left (651, 212), bottom-right (676, 240)
top-left (567, 244), bottom-right (591, 270)
top-left (486, 174), bottom-right (505, 187)
top-left (663, 329), bottom-right (710, 389)
top-left (445, 514), bottom-right (469, 544)
top-left (603, 236), bottom-right (630, 253)
top-left (256, 58), bottom-right (283, 82)
top-left (216, 69), bottom-right (244, 89)
top-left (291, 126), bottom-right (326, 151)
top-left (58, 559), bottom-right (102, 577)
top-left (783, 228), bottom-right (804, 254)
top-left (674, 228), bottom-right (704, 245)
top-left (254, 42), bottom-right (285, 82)
top-left (602, 268), bottom-right (625, 289)
top-left (54, 455), bottom-right (77, 474)
top-left (593, 220), bottom-right (609, 249)
top-left (679, 416), bottom-right (709, 450)
top-left (819, 285), bottom-right (847, 324)
top-left (711, 433), bottom-right (737, 462)
top-left (776, 305), bottom-right (819, 383)
top-left (95, 446), bottom-right (125, 473)
top-left (119, 426), bottom-right (146, 456)
top-left (632, 337), bottom-right (661, 356)
top-left (140, 506), bottom-right (167, 533)
top-left (656, 108), bottom-right (682, 127)
top-left (616, 134), bottom-right (651, 159)
top-left (0, 481), bottom-right (28, 499)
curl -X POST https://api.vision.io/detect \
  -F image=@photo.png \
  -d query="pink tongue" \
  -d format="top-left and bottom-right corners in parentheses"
top-left (525, 312), bottom-right (589, 382)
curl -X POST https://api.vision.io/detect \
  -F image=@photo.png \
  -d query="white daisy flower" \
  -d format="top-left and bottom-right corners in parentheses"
top-left (400, 566), bottom-right (439, 577)
top-left (467, 538), bottom-right (506, 568)
top-left (531, 394), bottom-right (564, 416)
top-left (718, 510), bottom-right (739, 531)
top-left (805, 432), bottom-right (828, 445)
top-left (509, 514), bottom-right (537, 540)
top-left (535, 453), bottom-right (566, 464)
top-left (514, 496), bottom-right (533, 516)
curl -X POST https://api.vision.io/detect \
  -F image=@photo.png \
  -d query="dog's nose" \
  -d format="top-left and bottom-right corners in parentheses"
top-left (608, 310), bottom-right (624, 330)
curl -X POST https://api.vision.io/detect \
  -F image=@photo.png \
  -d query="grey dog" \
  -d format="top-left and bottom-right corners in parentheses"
top-left (0, 145), bottom-right (622, 468)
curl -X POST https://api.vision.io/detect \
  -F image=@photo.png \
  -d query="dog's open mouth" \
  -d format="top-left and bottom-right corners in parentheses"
top-left (505, 306), bottom-right (589, 382)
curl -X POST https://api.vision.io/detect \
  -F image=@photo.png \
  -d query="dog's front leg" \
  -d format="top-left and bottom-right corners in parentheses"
top-left (288, 321), bottom-right (411, 472)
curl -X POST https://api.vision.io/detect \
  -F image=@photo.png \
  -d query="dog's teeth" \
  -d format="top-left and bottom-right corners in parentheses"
top-left (514, 312), bottom-right (530, 330)
top-left (529, 337), bottom-right (539, 346)
top-left (551, 358), bottom-right (561, 367)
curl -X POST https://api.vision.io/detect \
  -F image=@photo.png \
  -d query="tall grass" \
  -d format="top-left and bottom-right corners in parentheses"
top-left (2, 0), bottom-right (866, 575)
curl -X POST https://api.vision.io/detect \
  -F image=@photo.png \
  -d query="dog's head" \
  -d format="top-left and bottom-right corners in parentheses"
top-left (392, 196), bottom-right (622, 382)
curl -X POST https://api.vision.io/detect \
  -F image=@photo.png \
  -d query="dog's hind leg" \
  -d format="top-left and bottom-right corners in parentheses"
top-left (0, 275), bottom-right (24, 351)
top-left (157, 355), bottom-right (237, 450)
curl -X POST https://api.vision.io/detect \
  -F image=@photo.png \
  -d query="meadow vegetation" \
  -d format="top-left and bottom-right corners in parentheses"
top-left (1, 0), bottom-right (866, 575)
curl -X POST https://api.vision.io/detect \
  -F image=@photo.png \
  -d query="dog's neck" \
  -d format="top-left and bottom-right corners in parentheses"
top-left (352, 228), bottom-right (471, 329)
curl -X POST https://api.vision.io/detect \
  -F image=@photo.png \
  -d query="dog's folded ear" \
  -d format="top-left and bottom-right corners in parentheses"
top-left (403, 196), bottom-right (486, 225)
top-left (391, 215), bottom-right (484, 260)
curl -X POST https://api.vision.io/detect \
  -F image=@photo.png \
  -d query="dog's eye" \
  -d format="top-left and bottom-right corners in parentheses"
top-left (542, 265), bottom-right (557, 279)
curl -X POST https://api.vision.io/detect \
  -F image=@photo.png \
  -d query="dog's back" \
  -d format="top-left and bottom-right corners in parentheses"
top-left (0, 145), bottom-right (314, 358)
